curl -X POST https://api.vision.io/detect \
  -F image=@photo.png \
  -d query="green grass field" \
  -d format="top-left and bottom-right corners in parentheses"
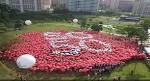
top-left (0, 17), bottom-right (150, 80)
top-left (0, 21), bottom-right (80, 48)
top-left (105, 61), bottom-right (150, 80)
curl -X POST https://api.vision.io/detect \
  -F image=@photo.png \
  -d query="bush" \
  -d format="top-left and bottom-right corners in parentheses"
top-left (0, 3), bottom-right (22, 31)
top-left (117, 25), bottom-right (148, 44)
top-left (79, 18), bottom-right (88, 29)
top-left (91, 22), bottom-right (103, 32)
top-left (97, 10), bottom-right (120, 16)
top-left (19, 11), bottom-right (74, 22)
top-left (140, 17), bottom-right (150, 31)
top-left (14, 20), bottom-right (24, 30)
top-left (0, 24), bottom-right (7, 33)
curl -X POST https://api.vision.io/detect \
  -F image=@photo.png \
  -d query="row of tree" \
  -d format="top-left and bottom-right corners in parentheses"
top-left (78, 16), bottom-right (150, 47)
top-left (0, 3), bottom-right (22, 32)
top-left (79, 17), bottom-right (103, 32)
top-left (116, 17), bottom-right (150, 46)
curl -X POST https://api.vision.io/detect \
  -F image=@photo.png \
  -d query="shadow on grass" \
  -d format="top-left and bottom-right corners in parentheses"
top-left (125, 73), bottom-right (145, 81)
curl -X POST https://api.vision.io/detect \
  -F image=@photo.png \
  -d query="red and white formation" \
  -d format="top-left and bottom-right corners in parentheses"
top-left (44, 32), bottom-right (112, 55)
top-left (4, 32), bottom-right (145, 73)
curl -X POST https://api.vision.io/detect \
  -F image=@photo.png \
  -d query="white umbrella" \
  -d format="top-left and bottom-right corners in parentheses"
top-left (144, 47), bottom-right (150, 54)
top-left (16, 54), bottom-right (36, 69)
top-left (25, 20), bottom-right (32, 25)
top-left (148, 29), bottom-right (150, 34)
top-left (73, 19), bottom-right (78, 23)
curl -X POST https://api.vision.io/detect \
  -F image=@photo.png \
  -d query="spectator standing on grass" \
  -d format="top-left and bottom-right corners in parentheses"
top-left (118, 76), bottom-right (121, 81)
top-left (130, 70), bottom-right (134, 75)
top-left (113, 77), bottom-right (117, 81)
top-left (99, 77), bottom-right (104, 81)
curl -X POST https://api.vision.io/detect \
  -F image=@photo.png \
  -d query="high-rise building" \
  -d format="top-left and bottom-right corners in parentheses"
top-left (110, 0), bottom-right (120, 10)
top-left (110, 0), bottom-right (134, 12)
top-left (98, 0), bottom-right (111, 10)
top-left (0, 0), bottom-right (51, 12)
top-left (133, 0), bottom-right (150, 16)
top-left (118, 0), bottom-right (134, 12)
top-left (66, 0), bottom-right (100, 13)
top-left (102, 0), bottom-right (112, 7)
top-left (51, 0), bottom-right (66, 8)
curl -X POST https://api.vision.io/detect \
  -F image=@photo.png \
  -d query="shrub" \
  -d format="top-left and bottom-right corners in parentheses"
top-left (0, 24), bottom-right (7, 33)
top-left (79, 18), bottom-right (88, 29)
top-left (140, 17), bottom-right (150, 31)
top-left (14, 20), bottom-right (24, 30)
top-left (117, 25), bottom-right (148, 44)
top-left (91, 22), bottom-right (103, 32)
top-left (0, 3), bottom-right (21, 31)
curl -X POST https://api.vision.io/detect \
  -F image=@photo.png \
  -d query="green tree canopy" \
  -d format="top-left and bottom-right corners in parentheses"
top-left (140, 18), bottom-right (150, 31)
top-left (123, 25), bottom-right (148, 44)
top-left (91, 21), bottom-right (103, 32)
top-left (0, 3), bottom-right (11, 22)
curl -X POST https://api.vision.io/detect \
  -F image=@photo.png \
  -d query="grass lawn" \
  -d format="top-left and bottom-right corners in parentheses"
top-left (0, 62), bottom-right (16, 80)
top-left (0, 18), bottom-right (150, 80)
top-left (104, 60), bottom-right (150, 80)
top-left (0, 21), bottom-right (80, 48)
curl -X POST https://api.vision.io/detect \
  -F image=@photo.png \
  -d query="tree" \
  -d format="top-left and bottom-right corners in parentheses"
top-left (0, 3), bottom-right (21, 32)
top-left (140, 18), bottom-right (150, 31)
top-left (53, 5), bottom-right (69, 14)
top-left (0, 3), bottom-right (11, 32)
top-left (14, 20), bottom-right (24, 30)
top-left (9, 9), bottom-right (20, 19)
top-left (0, 3), bottom-right (11, 23)
top-left (79, 18), bottom-right (88, 29)
top-left (137, 28), bottom-right (148, 44)
top-left (123, 25), bottom-right (148, 44)
top-left (0, 23), bottom-right (7, 33)
top-left (91, 22), bottom-right (103, 32)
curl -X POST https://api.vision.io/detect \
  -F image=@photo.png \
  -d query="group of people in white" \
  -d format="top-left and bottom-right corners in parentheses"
top-left (44, 32), bottom-right (112, 55)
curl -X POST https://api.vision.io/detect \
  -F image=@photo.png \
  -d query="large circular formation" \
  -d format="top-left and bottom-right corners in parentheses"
top-left (44, 32), bottom-right (111, 55)
top-left (4, 32), bottom-right (145, 72)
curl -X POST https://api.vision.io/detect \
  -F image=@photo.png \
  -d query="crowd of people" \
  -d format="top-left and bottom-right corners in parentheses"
top-left (2, 32), bottom-right (145, 73)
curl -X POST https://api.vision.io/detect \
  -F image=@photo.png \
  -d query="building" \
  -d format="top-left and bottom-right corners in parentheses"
top-left (110, 0), bottom-right (134, 12)
top-left (133, 0), bottom-right (150, 16)
top-left (0, 0), bottom-right (51, 12)
top-left (110, 0), bottom-right (119, 10)
top-left (98, 0), bottom-right (111, 10)
top-left (51, 0), bottom-right (66, 8)
top-left (66, 0), bottom-right (100, 13)
top-left (118, 0), bottom-right (134, 12)
top-left (102, 0), bottom-right (112, 7)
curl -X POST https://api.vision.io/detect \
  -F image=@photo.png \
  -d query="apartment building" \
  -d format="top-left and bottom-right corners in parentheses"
top-left (102, 0), bottom-right (112, 7)
top-left (98, 0), bottom-right (111, 10)
top-left (110, 0), bottom-right (134, 12)
top-left (66, 0), bottom-right (100, 13)
top-left (110, 0), bottom-right (120, 11)
top-left (51, 0), bottom-right (66, 8)
top-left (118, 0), bottom-right (134, 12)
top-left (133, 0), bottom-right (150, 16)
top-left (0, 0), bottom-right (51, 12)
